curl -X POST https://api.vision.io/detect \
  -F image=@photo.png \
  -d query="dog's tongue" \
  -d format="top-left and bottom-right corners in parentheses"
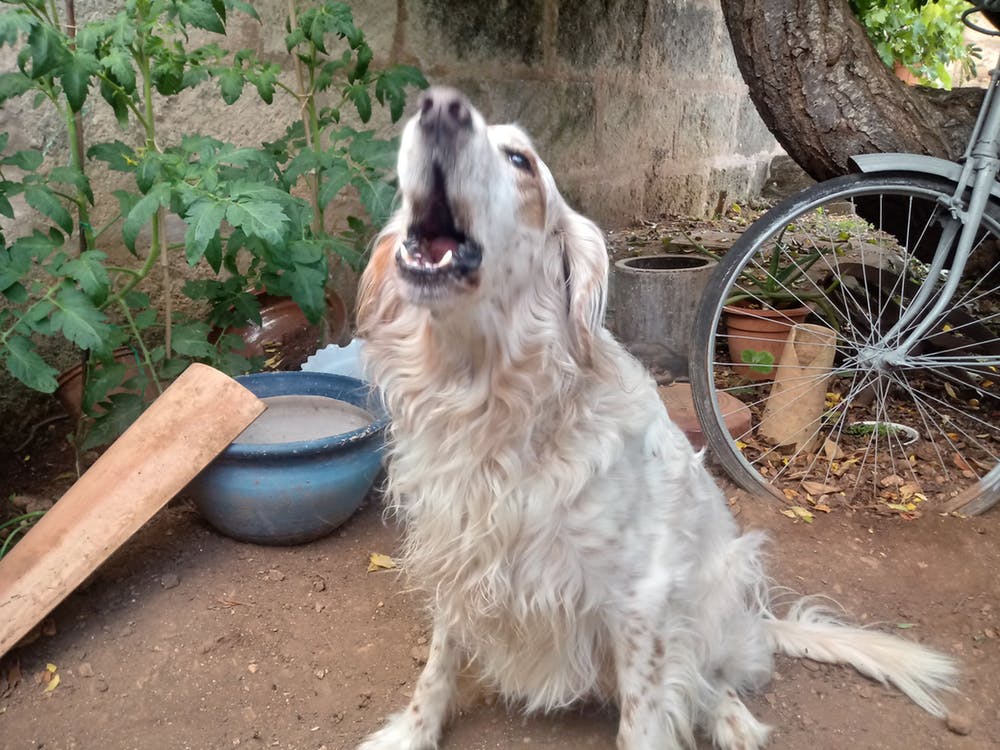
top-left (427, 236), bottom-right (459, 263)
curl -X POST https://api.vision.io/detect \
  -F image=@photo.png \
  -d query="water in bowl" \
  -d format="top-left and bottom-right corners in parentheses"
top-left (234, 395), bottom-right (374, 444)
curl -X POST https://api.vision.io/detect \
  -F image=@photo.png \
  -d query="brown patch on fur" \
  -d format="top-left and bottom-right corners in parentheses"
top-left (356, 232), bottom-right (400, 332)
top-left (653, 636), bottom-right (665, 659)
top-left (517, 161), bottom-right (545, 229)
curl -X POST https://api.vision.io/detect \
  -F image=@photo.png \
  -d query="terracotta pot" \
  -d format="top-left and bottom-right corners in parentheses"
top-left (722, 304), bottom-right (812, 382)
top-left (223, 292), bottom-right (347, 371)
top-left (56, 348), bottom-right (156, 420)
top-left (893, 61), bottom-right (920, 86)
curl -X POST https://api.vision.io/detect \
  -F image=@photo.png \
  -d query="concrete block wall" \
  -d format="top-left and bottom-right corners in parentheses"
top-left (375, 0), bottom-right (780, 225)
top-left (2, 0), bottom-right (777, 230)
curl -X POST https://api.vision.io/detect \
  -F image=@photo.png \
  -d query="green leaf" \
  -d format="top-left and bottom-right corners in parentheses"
top-left (288, 263), bottom-right (327, 323)
top-left (24, 185), bottom-right (73, 233)
top-left (51, 284), bottom-right (110, 349)
top-left (1, 148), bottom-right (43, 170)
top-left (4, 334), bottom-right (59, 393)
top-left (101, 48), bottom-right (137, 94)
top-left (317, 160), bottom-right (353, 209)
top-left (81, 359), bottom-right (126, 413)
top-left (11, 228), bottom-right (63, 260)
top-left (122, 184), bottom-right (170, 252)
top-left (0, 71), bottom-right (33, 105)
top-left (88, 141), bottom-right (138, 172)
top-left (183, 199), bottom-right (227, 264)
top-left (374, 65), bottom-right (427, 122)
top-left (218, 67), bottom-right (244, 104)
top-left (289, 239), bottom-right (325, 265)
top-left (346, 84), bottom-right (372, 122)
top-left (356, 177), bottom-right (397, 226)
top-left (348, 134), bottom-right (399, 171)
top-left (98, 76), bottom-right (131, 126)
top-left (25, 23), bottom-right (66, 80)
top-left (60, 50), bottom-right (100, 112)
top-left (170, 321), bottom-right (216, 358)
top-left (741, 349), bottom-right (776, 374)
top-left (0, 9), bottom-right (31, 49)
top-left (229, 1), bottom-right (260, 21)
top-left (225, 199), bottom-right (289, 246)
top-left (352, 43), bottom-right (373, 81)
top-left (62, 250), bottom-right (110, 302)
top-left (82, 393), bottom-right (145, 449)
top-left (283, 149), bottom-right (321, 186)
top-left (248, 64), bottom-right (277, 104)
top-left (179, 0), bottom-right (226, 33)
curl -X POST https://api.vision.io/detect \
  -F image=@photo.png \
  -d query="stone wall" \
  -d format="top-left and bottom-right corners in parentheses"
top-left (2, 0), bottom-right (777, 239)
top-left (367, 0), bottom-right (779, 225)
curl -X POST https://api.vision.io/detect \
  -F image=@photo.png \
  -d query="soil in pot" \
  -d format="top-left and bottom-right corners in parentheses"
top-left (722, 304), bottom-right (812, 382)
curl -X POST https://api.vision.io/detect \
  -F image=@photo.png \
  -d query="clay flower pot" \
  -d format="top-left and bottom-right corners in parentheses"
top-left (55, 348), bottom-right (156, 421)
top-left (222, 292), bottom-right (348, 371)
top-left (722, 304), bottom-right (812, 381)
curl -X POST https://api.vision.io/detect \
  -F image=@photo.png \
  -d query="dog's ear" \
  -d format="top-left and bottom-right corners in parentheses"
top-left (356, 231), bottom-right (401, 336)
top-left (558, 209), bottom-right (608, 367)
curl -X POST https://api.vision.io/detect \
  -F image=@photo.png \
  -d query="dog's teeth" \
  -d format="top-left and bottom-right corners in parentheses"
top-left (400, 243), bottom-right (414, 264)
top-left (436, 250), bottom-right (453, 267)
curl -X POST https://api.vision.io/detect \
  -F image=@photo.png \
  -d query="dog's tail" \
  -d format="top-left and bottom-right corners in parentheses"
top-left (765, 599), bottom-right (957, 718)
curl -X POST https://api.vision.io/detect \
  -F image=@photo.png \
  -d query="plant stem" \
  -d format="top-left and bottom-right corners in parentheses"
top-left (286, 0), bottom-right (323, 237)
top-left (135, 27), bottom-right (172, 361)
top-left (62, 0), bottom-right (92, 257)
top-left (0, 510), bottom-right (47, 535)
top-left (117, 297), bottom-right (163, 394)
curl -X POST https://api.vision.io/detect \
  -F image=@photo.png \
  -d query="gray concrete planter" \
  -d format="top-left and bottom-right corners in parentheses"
top-left (611, 254), bottom-right (718, 378)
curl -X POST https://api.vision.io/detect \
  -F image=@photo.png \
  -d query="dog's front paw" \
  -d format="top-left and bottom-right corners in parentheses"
top-left (356, 711), bottom-right (441, 750)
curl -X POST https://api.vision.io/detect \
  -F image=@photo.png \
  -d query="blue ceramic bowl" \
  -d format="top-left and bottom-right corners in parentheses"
top-left (189, 371), bottom-right (388, 545)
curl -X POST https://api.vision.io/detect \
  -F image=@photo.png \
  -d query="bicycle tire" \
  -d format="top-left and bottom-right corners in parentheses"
top-left (690, 172), bottom-right (1000, 515)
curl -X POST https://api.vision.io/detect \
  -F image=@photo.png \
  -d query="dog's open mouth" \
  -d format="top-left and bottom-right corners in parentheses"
top-left (397, 165), bottom-right (482, 285)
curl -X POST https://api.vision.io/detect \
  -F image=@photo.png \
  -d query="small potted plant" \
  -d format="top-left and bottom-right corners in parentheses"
top-left (688, 230), bottom-right (837, 380)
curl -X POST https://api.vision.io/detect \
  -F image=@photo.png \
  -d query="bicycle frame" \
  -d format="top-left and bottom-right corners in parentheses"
top-left (850, 48), bottom-right (1000, 363)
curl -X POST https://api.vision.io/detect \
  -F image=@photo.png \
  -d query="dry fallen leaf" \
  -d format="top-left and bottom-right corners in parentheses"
top-left (367, 552), bottom-right (397, 573)
top-left (879, 474), bottom-right (906, 488)
top-left (40, 663), bottom-right (59, 693)
top-left (780, 506), bottom-right (815, 523)
top-left (822, 439), bottom-right (844, 461)
top-left (802, 480), bottom-right (841, 496)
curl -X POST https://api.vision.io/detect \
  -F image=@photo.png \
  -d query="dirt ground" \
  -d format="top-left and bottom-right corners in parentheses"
top-left (1, 423), bottom-right (999, 750)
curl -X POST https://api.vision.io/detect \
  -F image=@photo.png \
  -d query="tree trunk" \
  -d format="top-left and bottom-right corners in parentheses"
top-left (720, 0), bottom-right (993, 182)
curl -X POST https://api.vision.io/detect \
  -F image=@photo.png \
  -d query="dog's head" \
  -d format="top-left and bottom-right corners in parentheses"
top-left (358, 87), bottom-right (608, 365)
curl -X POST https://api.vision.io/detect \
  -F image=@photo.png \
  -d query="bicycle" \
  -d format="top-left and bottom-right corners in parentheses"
top-left (690, 1), bottom-right (1000, 516)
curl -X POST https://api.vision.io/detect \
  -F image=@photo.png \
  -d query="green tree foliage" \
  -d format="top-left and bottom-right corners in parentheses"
top-left (849, 0), bottom-right (981, 88)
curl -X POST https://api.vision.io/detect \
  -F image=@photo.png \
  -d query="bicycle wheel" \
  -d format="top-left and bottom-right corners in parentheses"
top-left (690, 172), bottom-right (1000, 514)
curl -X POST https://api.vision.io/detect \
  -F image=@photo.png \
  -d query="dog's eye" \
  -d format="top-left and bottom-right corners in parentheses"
top-left (505, 149), bottom-right (532, 173)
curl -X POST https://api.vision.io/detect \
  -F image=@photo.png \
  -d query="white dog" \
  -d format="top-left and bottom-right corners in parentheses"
top-left (355, 87), bottom-right (956, 750)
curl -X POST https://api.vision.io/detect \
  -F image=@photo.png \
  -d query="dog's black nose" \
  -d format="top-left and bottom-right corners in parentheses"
top-left (418, 87), bottom-right (472, 137)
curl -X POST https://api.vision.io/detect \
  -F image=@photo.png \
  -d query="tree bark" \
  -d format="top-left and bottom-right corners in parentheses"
top-left (720, 0), bottom-right (992, 182)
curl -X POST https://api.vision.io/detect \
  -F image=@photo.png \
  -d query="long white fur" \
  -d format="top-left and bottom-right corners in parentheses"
top-left (355, 88), bottom-right (957, 750)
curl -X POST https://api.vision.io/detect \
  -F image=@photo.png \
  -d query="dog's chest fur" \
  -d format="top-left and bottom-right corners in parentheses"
top-left (374, 327), bottom-right (659, 708)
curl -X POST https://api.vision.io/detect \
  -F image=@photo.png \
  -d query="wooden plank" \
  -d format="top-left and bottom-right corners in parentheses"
top-left (0, 363), bottom-right (265, 657)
